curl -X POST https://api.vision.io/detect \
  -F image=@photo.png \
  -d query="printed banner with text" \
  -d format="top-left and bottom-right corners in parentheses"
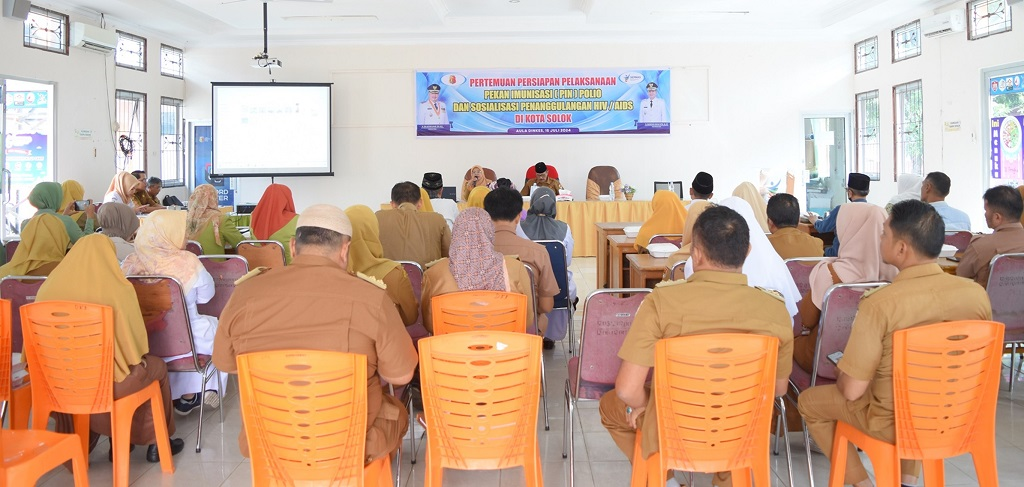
top-left (415, 68), bottom-right (670, 136)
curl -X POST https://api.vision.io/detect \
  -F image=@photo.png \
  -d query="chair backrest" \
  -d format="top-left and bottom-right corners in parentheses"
top-left (525, 164), bottom-right (559, 181)
top-left (0, 299), bottom-right (11, 403)
top-left (785, 258), bottom-right (825, 333)
top-left (418, 331), bottom-right (542, 470)
top-left (647, 234), bottom-right (682, 247)
top-left (237, 240), bottom-right (287, 269)
top-left (20, 300), bottom-right (116, 415)
top-left (534, 240), bottom-right (571, 310)
top-left (126, 276), bottom-right (199, 368)
top-left (397, 261), bottom-right (429, 343)
top-left (812, 282), bottom-right (887, 382)
top-left (197, 255), bottom-right (249, 318)
top-left (892, 320), bottom-right (1004, 460)
top-left (653, 181), bottom-right (683, 198)
top-left (464, 167), bottom-right (498, 182)
top-left (0, 275), bottom-right (46, 353)
top-left (4, 239), bottom-right (20, 263)
top-left (668, 260), bottom-right (686, 281)
top-left (586, 166), bottom-right (621, 199)
top-left (944, 231), bottom-right (973, 253)
top-left (236, 349), bottom-right (369, 485)
top-left (185, 240), bottom-right (203, 256)
top-left (654, 333), bottom-right (779, 474)
top-left (985, 253), bottom-right (1024, 340)
top-left (522, 263), bottom-right (540, 336)
top-left (430, 291), bottom-right (528, 335)
top-left (574, 289), bottom-right (650, 399)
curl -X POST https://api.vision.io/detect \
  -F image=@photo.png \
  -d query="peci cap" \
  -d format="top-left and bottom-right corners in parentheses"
top-left (297, 204), bottom-right (352, 237)
top-left (422, 172), bottom-right (443, 190)
top-left (846, 172), bottom-right (870, 192)
top-left (646, 82), bottom-right (658, 90)
top-left (427, 83), bottom-right (441, 93)
top-left (691, 171), bottom-right (714, 195)
top-left (535, 162), bottom-right (548, 173)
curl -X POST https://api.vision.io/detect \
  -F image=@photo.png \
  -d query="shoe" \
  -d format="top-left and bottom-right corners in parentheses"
top-left (147, 438), bottom-right (185, 463)
top-left (202, 390), bottom-right (221, 410)
top-left (543, 338), bottom-right (555, 350)
top-left (173, 394), bottom-right (202, 416)
top-left (107, 443), bottom-right (135, 462)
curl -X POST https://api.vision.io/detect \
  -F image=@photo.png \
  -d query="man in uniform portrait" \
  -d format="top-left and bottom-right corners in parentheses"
top-left (417, 83), bottom-right (449, 126)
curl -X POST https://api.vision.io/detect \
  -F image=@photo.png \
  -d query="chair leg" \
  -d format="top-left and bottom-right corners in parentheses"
top-left (69, 438), bottom-right (89, 487)
top-left (630, 433), bottom-right (648, 487)
top-left (196, 372), bottom-right (210, 453)
top-left (827, 428), bottom-right (848, 487)
top-left (540, 356), bottom-right (550, 431)
top-left (776, 398), bottom-right (795, 487)
top-left (9, 385), bottom-right (31, 429)
top-left (972, 438), bottom-right (1000, 487)
top-left (731, 467), bottom-right (754, 487)
top-left (563, 380), bottom-right (575, 487)
top-left (803, 422), bottom-right (816, 487)
top-left (216, 367), bottom-right (225, 423)
top-left (394, 443), bottom-right (402, 487)
top-left (147, 383), bottom-right (176, 474)
top-left (921, 459), bottom-right (944, 486)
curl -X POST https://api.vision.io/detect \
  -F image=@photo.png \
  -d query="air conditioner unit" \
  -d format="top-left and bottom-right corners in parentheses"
top-left (70, 22), bottom-right (117, 54)
top-left (922, 10), bottom-right (966, 38)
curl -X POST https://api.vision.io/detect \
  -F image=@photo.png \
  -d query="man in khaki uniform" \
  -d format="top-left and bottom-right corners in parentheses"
top-left (483, 188), bottom-right (558, 344)
top-left (799, 200), bottom-right (992, 487)
top-left (213, 204), bottom-right (418, 464)
top-left (520, 162), bottom-right (563, 196)
top-left (766, 193), bottom-right (824, 259)
top-left (599, 205), bottom-right (793, 487)
top-left (376, 181), bottom-right (452, 266)
top-left (957, 185), bottom-right (1024, 288)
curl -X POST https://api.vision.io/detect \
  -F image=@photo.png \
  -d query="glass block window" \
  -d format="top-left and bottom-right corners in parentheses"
top-left (115, 90), bottom-right (147, 172)
top-left (855, 90), bottom-right (881, 181)
top-left (892, 20), bottom-right (922, 63)
top-left (854, 37), bottom-right (878, 74)
top-left (160, 97), bottom-right (184, 187)
top-left (968, 0), bottom-right (1013, 40)
top-left (160, 44), bottom-right (184, 79)
top-left (115, 31), bottom-right (146, 71)
top-left (893, 80), bottom-right (924, 178)
top-left (23, 6), bottom-right (68, 54)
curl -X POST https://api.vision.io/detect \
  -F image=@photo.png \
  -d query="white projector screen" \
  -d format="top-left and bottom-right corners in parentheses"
top-left (211, 82), bottom-right (333, 177)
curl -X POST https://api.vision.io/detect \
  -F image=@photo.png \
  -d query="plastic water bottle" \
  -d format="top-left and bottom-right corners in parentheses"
top-left (609, 182), bottom-right (614, 199)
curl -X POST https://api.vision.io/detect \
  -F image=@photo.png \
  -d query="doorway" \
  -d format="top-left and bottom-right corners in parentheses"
top-left (803, 115), bottom-right (849, 216)
top-left (2, 77), bottom-right (56, 241)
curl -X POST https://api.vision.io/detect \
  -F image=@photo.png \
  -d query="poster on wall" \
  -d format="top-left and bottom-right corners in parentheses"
top-left (192, 125), bottom-right (234, 207)
top-left (989, 73), bottom-right (1024, 185)
top-left (415, 68), bottom-right (670, 136)
top-left (4, 91), bottom-right (51, 191)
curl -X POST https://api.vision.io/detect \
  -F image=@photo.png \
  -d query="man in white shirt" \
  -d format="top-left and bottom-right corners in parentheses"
top-left (416, 84), bottom-right (449, 126)
top-left (920, 171), bottom-right (971, 232)
top-left (637, 82), bottom-right (667, 123)
top-left (422, 172), bottom-right (458, 229)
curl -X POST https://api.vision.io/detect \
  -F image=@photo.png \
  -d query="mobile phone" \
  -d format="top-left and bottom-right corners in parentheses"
top-left (74, 199), bottom-right (91, 211)
top-left (827, 351), bottom-right (843, 366)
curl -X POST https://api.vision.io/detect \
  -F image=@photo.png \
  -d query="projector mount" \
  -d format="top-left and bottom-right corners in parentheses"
top-left (252, 2), bottom-right (282, 73)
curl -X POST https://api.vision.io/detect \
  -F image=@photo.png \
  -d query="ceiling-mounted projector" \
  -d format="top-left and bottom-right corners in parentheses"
top-left (252, 53), bottom-right (282, 69)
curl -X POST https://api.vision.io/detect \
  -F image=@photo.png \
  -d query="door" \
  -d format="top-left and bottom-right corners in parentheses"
top-left (2, 78), bottom-right (56, 241)
top-left (803, 116), bottom-right (849, 216)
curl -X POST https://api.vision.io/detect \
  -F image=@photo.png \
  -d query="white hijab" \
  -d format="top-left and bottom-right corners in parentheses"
top-left (685, 197), bottom-right (801, 316)
top-left (887, 173), bottom-right (924, 207)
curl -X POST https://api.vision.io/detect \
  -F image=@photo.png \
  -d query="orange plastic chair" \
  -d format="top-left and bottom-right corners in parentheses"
top-left (236, 240), bottom-right (287, 269)
top-left (235, 349), bottom-right (390, 487)
top-left (631, 334), bottom-right (780, 487)
top-left (0, 276), bottom-right (42, 430)
top-left (418, 331), bottom-right (544, 487)
top-left (20, 300), bottom-right (175, 486)
top-left (430, 290), bottom-right (528, 335)
top-left (828, 320), bottom-right (1004, 487)
top-left (1, 298), bottom-right (89, 485)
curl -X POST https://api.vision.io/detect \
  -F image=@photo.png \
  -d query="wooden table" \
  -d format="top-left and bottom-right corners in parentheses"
top-left (596, 222), bottom-right (644, 289)
top-left (608, 235), bottom-right (638, 288)
top-left (627, 254), bottom-right (671, 289)
top-left (938, 256), bottom-right (961, 275)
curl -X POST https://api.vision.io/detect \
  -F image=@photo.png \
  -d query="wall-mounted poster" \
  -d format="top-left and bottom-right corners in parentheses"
top-left (415, 68), bottom-right (670, 136)
top-left (989, 72), bottom-right (1024, 185)
top-left (192, 124), bottom-right (234, 207)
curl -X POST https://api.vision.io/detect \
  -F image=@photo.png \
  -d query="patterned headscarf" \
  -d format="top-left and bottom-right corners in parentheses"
top-left (122, 209), bottom-right (203, 293)
top-left (186, 184), bottom-right (222, 245)
top-left (448, 208), bottom-right (506, 291)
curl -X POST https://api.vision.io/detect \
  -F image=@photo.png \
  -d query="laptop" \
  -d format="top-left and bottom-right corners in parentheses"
top-left (440, 186), bottom-right (457, 201)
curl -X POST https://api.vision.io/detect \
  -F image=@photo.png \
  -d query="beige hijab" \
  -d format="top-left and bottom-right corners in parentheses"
top-left (122, 210), bottom-right (203, 293)
top-left (106, 171), bottom-right (140, 204)
top-left (808, 203), bottom-right (897, 308)
top-left (732, 182), bottom-right (770, 233)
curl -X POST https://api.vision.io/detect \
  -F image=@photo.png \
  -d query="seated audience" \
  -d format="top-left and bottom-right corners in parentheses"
top-left (521, 162), bottom-right (563, 196)
top-left (766, 193), bottom-right (824, 259)
top-left (462, 165), bottom-right (492, 201)
top-left (809, 172), bottom-right (871, 257)
top-left (957, 185), bottom-right (1024, 287)
top-left (213, 204), bottom-right (417, 461)
top-left (466, 185), bottom-right (490, 208)
top-left (418, 188), bottom-right (435, 213)
top-left (38, 233), bottom-right (185, 462)
top-left (687, 171), bottom-right (714, 209)
top-left (600, 205), bottom-right (793, 487)
top-left (489, 177), bottom-right (517, 191)
top-left (376, 181), bottom-right (451, 266)
top-left (0, 212), bottom-right (70, 277)
top-left (122, 210), bottom-right (227, 414)
top-left (794, 203), bottom-right (895, 373)
top-left (345, 204), bottom-right (419, 326)
top-left (667, 199), bottom-right (711, 264)
top-left (484, 188), bottom-right (558, 345)
top-left (133, 177), bottom-right (164, 211)
top-left (920, 171), bottom-right (971, 231)
top-left (249, 183), bottom-right (299, 264)
top-left (23, 181), bottom-right (94, 244)
top-left (104, 171), bottom-right (150, 212)
top-left (732, 181), bottom-right (770, 233)
top-left (419, 208), bottom-right (535, 333)
top-left (131, 170), bottom-right (147, 182)
top-left (185, 184), bottom-right (244, 255)
top-left (799, 200), bottom-right (991, 487)
top-left (422, 172), bottom-right (458, 228)
top-left (520, 187), bottom-right (578, 346)
top-left (98, 202), bottom-right (140, 262)
top-left (885, 173), bottom-right (923, 212)
top-left (60, 179), bottom-right (92, 230)
top-left (635, 189), bottom-right (688, 251)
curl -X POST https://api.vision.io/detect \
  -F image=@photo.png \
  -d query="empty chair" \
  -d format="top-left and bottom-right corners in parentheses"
top-left (653, 181), bottom-right (683, 198)
top-left (986, 252), bottom-right (1024, 392)
top-left (944, 230), bottom-right (972, 253)
top-left (430, 290), bottom-right (527, 335)
top-left (184, 240), bottom-right (202, 256)
top-left (585, 165), bottom-right (622, 200)
top-left (196, 255), bottom-right (249, 318)
top-left (236, 240), bottom-right (287, 269)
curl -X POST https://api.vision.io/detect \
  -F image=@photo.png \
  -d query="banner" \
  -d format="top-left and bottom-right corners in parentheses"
top-left (992, 115), bottom-right (1024, 181)
top-left (192, 125), bottom-right (234, 207)
top-left (415, 68), bottom-right (670, 136)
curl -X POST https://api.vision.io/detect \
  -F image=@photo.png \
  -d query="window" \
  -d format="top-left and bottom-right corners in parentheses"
top-left (23, 6), bottom-right (68, 54)
top-left (892, 20), bottom-right (921, 63)
top-left (854, 37), bottom-right (878, 74)
top-left (115, 31), bottom-right (146, 71)
top-left (855, 90), bottom-right (881, 180)
top-left (159, 97), bottom-right (184, 187)
top-left (115, 90), bottom-right (146, 172)
top-left (968, 0), bottom-right (1012, 40)
top-left (160, 44), bottom-right (184, 79)
top-left (893, 80), bottom-right (924, 178)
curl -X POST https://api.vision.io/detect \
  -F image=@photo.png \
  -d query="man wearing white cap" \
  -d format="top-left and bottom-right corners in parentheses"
top-left (213, 204), bottom-right (417, 464)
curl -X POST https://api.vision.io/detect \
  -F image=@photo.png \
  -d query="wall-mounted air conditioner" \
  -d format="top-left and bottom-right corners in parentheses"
top-left (70, 22), bottom-right (117, 54)
top-left (922, 10), bottom-right (966, 38)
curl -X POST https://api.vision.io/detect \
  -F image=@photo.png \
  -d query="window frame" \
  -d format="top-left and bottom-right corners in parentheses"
top-left (854, 37), bottom-right (879, 74)
top-left (159, 97), bottom-right (185, 187)
top-left (892, 80), bottom-right (925, 180)
top-left (22, 6), bottom-right (69, 55)
top-left (160, 44), bottom-right (184, 79)
top-left (967, 0), bottom-right (1013, 40)
top-left (115, 89), bottom-right (148, 173)
top-left (855, 90), bottom-right (881, 181)
top-left (114, 30), bottom-right (148, 72)
top-left (891, 20), bottom-right (922, 63)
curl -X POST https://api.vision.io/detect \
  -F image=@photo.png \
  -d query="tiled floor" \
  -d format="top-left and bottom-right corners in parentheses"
top-left (30, 257), bottom-right (1024, 486)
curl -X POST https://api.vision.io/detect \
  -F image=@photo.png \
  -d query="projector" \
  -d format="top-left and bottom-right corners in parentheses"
top-left (251, 53), bottom-right (283, 69)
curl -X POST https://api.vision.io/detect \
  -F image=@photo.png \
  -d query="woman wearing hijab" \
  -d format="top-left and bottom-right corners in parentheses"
top-left (466, 185), bottom-right (491, 209)
top-left (344, 205), bottom-right (419, 326)
top-left (420, 208), bottom-right (534, 333)
top-left (249, 184), bottom-right (299, 264)
top-left (667, 199), bottom-right (712, 265)
top-left (60, 180), bottom-right (91, 230)
top-left (886, 173), bottom-right (924, 212)
top-left (186, 184), bottom-right (244, 255)
top-left (0, 212), bottom-right (70, 277)
top-left (98, 202), bottom-right (141, 262)
top-left (21, 181), bottom-right (95, 244)
top-left (732, 182), bottom-right (770, 233)
top-left (793, 203), bottom-right (895, 373)
top-left (520, 187), bottom-right (576, 342)
top-left (37, 234), bottom-right (184, 461)
top-left (684, 197), bottom-right (801, 317)
top-left (462, 165), bottom-right (492, 201)
top-left (122, 210), bottom-right (228, 415)
top-left (104, 171), bottom-right (145, 207)
top-left (418, 187), bottom-right (435, 213)
top-left (635, 190), bottom-right (688, 251)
